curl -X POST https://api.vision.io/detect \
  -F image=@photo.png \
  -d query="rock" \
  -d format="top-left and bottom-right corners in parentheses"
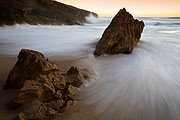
top-left (66, 100), bottom-right (77, 108)
top-left (67, 85), bottom-right (79, 97)
top-left (4, 49), bottom-right (59, 89)
top-left (66, 66), bottom-right (80, 75)
top-left (18, 104), bottom-right (53, 120)
top-left (94, 8), bottom-right (145, 56)
top-left (4, 49), bottom-right (95, 120)
top-left (14, 80), bottom-right (42, 104)
top-left (65, 66), bottom-right (84, 87)
top-left (45, 100), bottom-right (64, 111)
top-left (40, 82), bottom-right (56, 102)
top-left (65, 66), bottom-right (87, 87)
top-left (52, 75), bottom-right (66, 90)
top-left (18, 113), bottom-right (29, 120)
top-left (55, 90), bottom-right (63, 99)
top-left (0, 0), bottom-right (98, 26)
top-left (21, 8), bottom-right (33, 17)
top-left (18, 100), bottom-right (65, 120)
top-left (65, 66), bottom-right (96, 87)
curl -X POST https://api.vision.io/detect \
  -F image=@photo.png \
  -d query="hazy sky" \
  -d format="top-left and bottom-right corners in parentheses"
top-left (57, 0), bottom-right (180, 17)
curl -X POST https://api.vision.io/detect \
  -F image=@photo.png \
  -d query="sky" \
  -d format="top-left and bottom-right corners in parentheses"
top-left (57, 0), bottom-right (180, 17)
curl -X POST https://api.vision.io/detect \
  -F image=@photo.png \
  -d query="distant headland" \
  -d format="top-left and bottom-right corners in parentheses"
top-left (0, 0), bottom-right (98, 26)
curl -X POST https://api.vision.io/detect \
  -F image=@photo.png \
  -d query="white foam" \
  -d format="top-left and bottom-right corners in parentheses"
top-left (158, 30), bottom-right (179, 34)
top-left (0, 23), bottom-right (105, 56)
top-left (85, 13), bottom-right (98, 24)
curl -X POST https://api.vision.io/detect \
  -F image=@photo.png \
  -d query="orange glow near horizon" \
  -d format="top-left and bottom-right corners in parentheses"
top-left (57, 0), bottom-right (180, 17)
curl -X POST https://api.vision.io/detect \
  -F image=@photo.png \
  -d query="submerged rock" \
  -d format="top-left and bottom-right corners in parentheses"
top-left (4, 49), bottom-right (95, 119)
top-left (94, 8), bottom-right (145, 56)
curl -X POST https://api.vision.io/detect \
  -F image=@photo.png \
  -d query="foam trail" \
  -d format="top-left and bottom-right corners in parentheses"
top-left (79, 38), bottom-right (180, 119)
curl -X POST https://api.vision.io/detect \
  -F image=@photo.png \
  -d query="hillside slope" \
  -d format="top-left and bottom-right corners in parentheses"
top-left (0, 0), bottom-right (98, 25)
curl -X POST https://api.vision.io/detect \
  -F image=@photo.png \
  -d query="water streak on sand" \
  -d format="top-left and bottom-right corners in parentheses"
top-left (81, 40), bottom-right (180, 119)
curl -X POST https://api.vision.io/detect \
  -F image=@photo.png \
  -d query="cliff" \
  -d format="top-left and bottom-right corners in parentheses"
top-left (0, 0), bottom-right (98, 26)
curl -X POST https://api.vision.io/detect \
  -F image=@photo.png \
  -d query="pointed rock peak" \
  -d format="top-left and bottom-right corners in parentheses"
top-left (66, 66), bottom-right (79, 75)
top-left (18, 49), bottom-right (45, 60)
top-left (121, 8), bottom-right (126, 12)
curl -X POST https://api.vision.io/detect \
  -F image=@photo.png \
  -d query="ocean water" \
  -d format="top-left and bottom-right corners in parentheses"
top-left (0, 17), bottom-right (111, 57)
top-left (0, 17), bottom-right (180, 120)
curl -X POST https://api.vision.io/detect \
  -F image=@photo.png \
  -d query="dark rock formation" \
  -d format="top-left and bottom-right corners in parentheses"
top-left (94, 8), bottom-right (144, 56)
top-left (4, 49), bottom-right (95, 119)
top-left (0, 0), bottom-right (98, 26)
top-left (66, 66), bottom-right (84, 87)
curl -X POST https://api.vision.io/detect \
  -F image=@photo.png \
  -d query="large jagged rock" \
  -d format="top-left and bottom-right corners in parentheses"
top-left (0, 0), bottom-right (98, 26)
top-left (4, 49), bottom-right (95, 119)
top-left (94, 8), bottom-right (145, 56)
top-left (4, 49), bottom-right (60, 89)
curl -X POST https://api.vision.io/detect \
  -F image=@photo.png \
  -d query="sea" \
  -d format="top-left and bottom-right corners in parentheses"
top-left (0, 16), bottom-right (180, 120)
